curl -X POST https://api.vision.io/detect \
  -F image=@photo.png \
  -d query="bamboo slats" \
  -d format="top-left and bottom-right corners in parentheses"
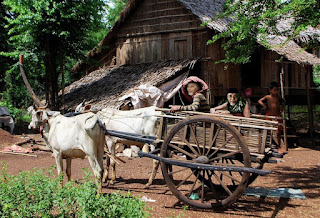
top-left (156, 108), bottom-right (279, 156)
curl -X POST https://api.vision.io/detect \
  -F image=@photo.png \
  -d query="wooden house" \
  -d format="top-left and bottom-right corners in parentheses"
top-left (67, 0), bottom-right (320, 110)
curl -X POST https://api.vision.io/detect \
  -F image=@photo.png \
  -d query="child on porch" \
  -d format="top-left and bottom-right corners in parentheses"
top-left (169, 76), bottom-right (210, 112)
top-left (210, 88), bottom-right (251, 118)
top-left (258, 81), bottom-right (286, 153)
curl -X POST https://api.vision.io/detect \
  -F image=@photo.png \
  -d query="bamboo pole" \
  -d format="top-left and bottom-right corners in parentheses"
top-left (280, 63), bottom-right (288, 151)
top-left (306, 66), bottom-right (314, 144)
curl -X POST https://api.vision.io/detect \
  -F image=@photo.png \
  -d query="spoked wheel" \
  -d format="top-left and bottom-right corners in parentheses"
top-left (160, 116), bottom-right (251, 209)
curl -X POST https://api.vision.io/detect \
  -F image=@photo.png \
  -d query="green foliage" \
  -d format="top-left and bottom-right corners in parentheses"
top-left (0, 163), bottom-right (149, 217)
top-left (209, 0), bottom-right (320, 64)
top-left (313, 65), bottom-right (320, 90)
top-left (0, 0), bottom-right (13, 92)
top-left (0, 97), bottom-right (31, 123)
top-left (2, 0), bottom-right (107, 109)
top-left (103, 0), bottom-right (129, 30)
top-left (3, 0), bottom-right (105, 59)
top-left (0, 0), bottom-right (130, 110)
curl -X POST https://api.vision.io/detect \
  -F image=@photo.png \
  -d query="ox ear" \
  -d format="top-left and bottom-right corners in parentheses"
top-left (27, 106), bottom-right (34, 114)
top-left (41, 111), bottom-right (49, 123)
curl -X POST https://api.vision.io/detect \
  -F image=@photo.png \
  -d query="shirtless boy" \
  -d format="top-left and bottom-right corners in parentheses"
top-left (258, 81), bottom-right (286, 152)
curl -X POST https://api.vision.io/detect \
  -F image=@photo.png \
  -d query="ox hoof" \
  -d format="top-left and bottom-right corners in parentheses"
top-left (107, 180), bottom-right (115, 186)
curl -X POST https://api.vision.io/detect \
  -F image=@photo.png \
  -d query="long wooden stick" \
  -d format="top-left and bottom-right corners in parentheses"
top-left (0, 151), bottom-right (38, 157)
top-left (14, 139), bottom-right (31, 146)
top-left (19, 54), bottom-right (45, 107)
top-left (105, 150), bottom-right (126, 164)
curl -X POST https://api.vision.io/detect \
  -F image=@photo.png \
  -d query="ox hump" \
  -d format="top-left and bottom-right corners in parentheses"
top-left (84, 114), bottom-right (98, 130)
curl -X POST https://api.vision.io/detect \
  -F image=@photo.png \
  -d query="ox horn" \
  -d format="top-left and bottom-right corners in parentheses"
top-left (19, 54), bottom-right (45, 107)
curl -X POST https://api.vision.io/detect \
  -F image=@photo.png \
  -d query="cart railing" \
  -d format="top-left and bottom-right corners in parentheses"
top-left (154, 108), bottom-right (280, 156)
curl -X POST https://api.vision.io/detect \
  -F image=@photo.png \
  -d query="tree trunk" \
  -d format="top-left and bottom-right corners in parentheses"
top-left (45, 36), bottom-right (59, 110)
top-left (60, 58), bottom-right (65, 113)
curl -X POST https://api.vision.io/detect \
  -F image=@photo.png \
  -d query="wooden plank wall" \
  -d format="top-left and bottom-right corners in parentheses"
top-left (117, 0), bottom-right (201, 37)
top-left (115, 0), bottom-right (204, 66)
top-left (260, 49), bottom-right (313, 97)
top-left (207, 36), bottom-right (241, 102)
top-left (113, 0), bottom-right (241, 104)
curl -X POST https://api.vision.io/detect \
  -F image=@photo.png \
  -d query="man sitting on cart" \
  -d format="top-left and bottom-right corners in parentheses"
top-left (210, 88), bottom-right (250, 118)
top-left (169, 76), bottom-right (210, 112)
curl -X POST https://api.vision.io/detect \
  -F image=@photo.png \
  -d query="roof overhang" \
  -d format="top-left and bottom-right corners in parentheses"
top-left (259, 35), bottom-right (320, 65)
top-left (64, 59), bottom-right (199, 109)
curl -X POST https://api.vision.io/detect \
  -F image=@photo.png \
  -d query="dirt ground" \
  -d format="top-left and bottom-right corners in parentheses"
top-left (1, 128), bottom-right (320, 218)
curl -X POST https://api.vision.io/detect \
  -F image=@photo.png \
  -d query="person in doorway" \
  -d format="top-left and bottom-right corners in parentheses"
top-left (258, 81), bottom-right (286, 153)
top-left (169, 76), bottom-right (210, 112)
top-left (210, 88), bottom-right (250, 117)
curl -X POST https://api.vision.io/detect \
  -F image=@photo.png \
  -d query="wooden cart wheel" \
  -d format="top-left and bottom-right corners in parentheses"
top-left (160, 116), bottom-right (251, 209)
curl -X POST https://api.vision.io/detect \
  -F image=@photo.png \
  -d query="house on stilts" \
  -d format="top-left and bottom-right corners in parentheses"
top-left (64, 0), bottom-right (320, 133)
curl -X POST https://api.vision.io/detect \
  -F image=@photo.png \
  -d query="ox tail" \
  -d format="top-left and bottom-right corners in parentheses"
top-left (97, 118), bottom-right (108, 135)
top-left (84, 114), bottom-right (99, 130)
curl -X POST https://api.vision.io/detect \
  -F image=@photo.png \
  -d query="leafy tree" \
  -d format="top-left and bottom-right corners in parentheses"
top-left (3, 0), bottom-right (106, 110)
top-left (0, 0), bottom-right (12, 92)
top-left (209, 0), bottom-right (320, 64)
top-left (103, 0), bottom-right (129, 29)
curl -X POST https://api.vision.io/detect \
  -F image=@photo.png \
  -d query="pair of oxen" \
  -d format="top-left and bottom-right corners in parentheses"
top-left (28, 105), bottom-right (161, 193)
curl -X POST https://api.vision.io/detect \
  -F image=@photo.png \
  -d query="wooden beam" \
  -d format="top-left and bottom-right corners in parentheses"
top-left (117, 27), bottom-right (207, 38)
top-left (127, 14), bottom-right (194, 23)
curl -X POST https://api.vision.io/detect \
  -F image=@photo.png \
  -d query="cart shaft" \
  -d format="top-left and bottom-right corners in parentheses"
top-left (138, 151), bottom-right (271, 175)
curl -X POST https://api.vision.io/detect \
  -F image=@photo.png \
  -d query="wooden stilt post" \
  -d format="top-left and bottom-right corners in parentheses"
top-left (306, 66), bottom-right (314, 145)
top-left (280, 63), bottom-right (288, 151)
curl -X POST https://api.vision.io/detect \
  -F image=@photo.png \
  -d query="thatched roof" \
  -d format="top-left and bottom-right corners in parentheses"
top-left (276, 18), bottom-right (320, 44)
top-left (261, 35), bottom-right (320, 65)
top-left (64, 59), bottom-right (198, 109)
top-left (177, 0), bottom-right (231, 32)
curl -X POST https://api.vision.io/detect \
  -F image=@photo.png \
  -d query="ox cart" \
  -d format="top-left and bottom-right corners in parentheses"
top-left (103, 108), bottom-right (283, 209)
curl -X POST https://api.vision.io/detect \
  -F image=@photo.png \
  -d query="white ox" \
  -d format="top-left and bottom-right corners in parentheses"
top-left (97, 106), bottom-right (161, 187)
top-left (28, 107), bottom-right (106, 193)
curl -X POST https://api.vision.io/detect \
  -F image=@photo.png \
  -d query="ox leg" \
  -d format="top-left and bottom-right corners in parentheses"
top-left (65, 158), bottom-right (72, 181)
top-left (88, 156), bottom-right (103, 194)
top-left (102, 153), bottom-right (110, 183)
top-left (145, 144), bottom-right (159, 188)
top-left (103, 140), bottom-right (116, 185)
top-left (53, 152), bottom-right (64, 188)
top-left (109, 141), bottom-right (116, 184)
top-left (97, 140), bottom-right (105, 193)
top-left (146, 159), bottom-right (160, 188)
